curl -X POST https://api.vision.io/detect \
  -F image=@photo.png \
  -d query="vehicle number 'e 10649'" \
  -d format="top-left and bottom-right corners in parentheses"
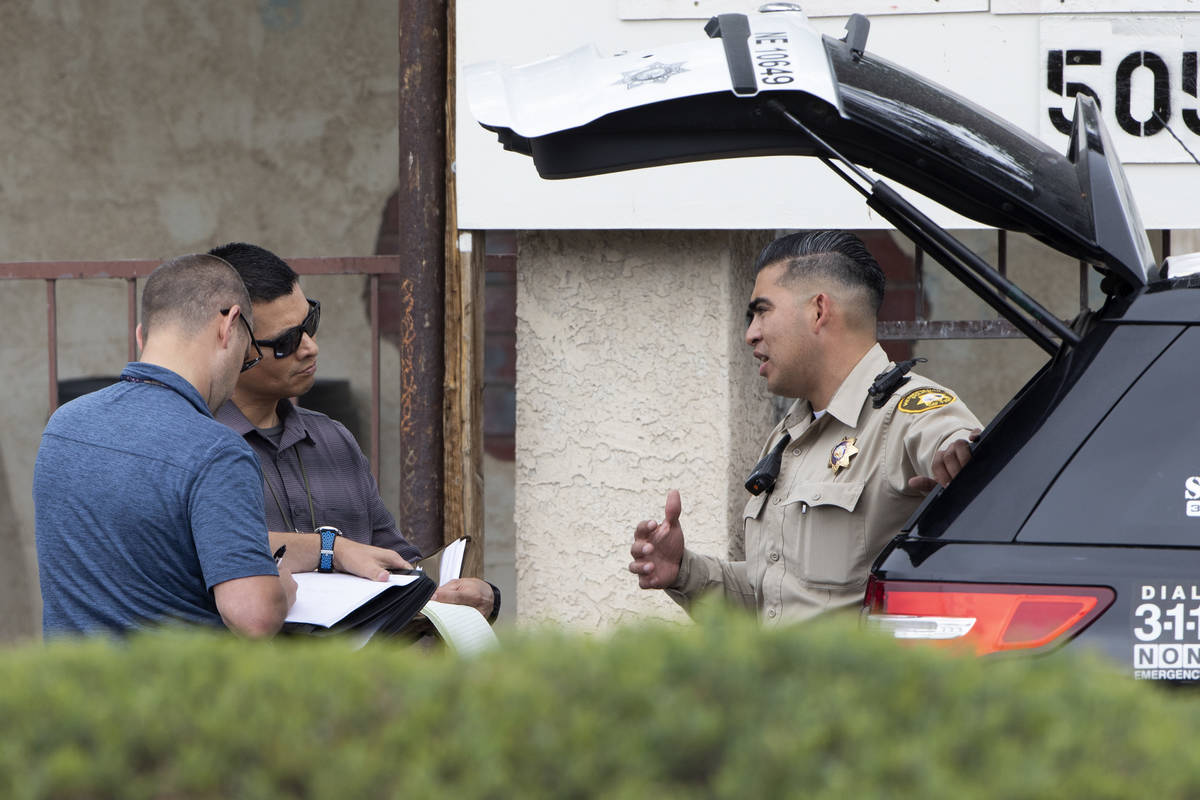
top-left (752, 32), bottom-right (793, 86)
top-left (1133, 583), bottom-right (1200, 680)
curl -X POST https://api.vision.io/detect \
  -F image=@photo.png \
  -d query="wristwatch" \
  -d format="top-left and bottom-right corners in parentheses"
top-left (316, 526), bottom-right (341, 573)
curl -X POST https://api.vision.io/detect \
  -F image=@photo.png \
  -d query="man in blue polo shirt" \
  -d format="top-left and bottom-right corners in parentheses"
top-left (34, 253), bottom-right (295, 638)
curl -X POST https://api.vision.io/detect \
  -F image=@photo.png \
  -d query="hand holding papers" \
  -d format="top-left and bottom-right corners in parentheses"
top-left (284, 537), bottom-right (497, 651)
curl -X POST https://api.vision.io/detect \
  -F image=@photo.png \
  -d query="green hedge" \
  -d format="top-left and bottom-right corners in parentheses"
top-left (3, 605), bottom-right (1198, 799)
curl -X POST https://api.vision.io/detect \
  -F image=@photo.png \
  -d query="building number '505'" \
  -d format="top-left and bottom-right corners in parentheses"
top-left (1046, 49), bottom-right (1200, 138)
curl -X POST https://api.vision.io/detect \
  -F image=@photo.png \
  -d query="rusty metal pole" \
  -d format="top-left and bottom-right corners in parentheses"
top-left (395, 0), bottom-right (447, 557)
top-left (46, 280), bottom-right (58, 415)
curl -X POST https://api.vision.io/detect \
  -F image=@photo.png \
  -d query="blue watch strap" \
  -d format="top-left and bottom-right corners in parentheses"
top-left (317, 526), bottom-right (339, 572)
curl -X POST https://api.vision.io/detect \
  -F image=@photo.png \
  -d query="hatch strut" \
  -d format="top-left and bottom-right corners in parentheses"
top-left (766, 99), bottom-right (1080, 357)
top-left (704, 14), bottom-right (758, 96)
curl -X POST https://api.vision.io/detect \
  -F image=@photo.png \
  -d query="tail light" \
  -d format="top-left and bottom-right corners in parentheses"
top-left (863, 577), bottom-right (1115, 656)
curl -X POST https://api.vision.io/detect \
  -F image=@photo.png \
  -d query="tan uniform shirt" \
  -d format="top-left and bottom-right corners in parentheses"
top-left (668, 344), bottom-right (981, 624)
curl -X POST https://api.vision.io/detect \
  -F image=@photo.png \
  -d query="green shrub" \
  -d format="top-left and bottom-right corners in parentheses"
top-left (2, 605), bottom-right (1197, 799)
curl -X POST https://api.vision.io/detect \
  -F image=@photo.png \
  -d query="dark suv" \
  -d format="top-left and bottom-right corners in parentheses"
top-left (466, 8), bottom-right (1198, 679)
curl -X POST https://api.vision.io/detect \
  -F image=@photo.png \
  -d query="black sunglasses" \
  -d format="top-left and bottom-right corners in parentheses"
top-left (255, 299), bottom-right (320, 359)
top-left (219, 307), bottom-right (264, 373)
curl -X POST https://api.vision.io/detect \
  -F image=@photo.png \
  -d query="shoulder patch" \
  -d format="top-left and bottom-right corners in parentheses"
top-left (898, 386), bottom-right (956, 414)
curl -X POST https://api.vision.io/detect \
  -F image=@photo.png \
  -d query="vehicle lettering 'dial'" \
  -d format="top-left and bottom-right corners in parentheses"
top-left (1186, 476), bottom-right (1200, 517)
top-left (1133, 583), bottom-right (1200, 680)
top-left (616, 61), bottom-right (686, 90)
top-left (898, 387), bottom-right (955, 414)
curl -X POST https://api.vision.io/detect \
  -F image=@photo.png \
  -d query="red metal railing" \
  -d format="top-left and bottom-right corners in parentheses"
top-left (5, 255), bottom-right (401, 479)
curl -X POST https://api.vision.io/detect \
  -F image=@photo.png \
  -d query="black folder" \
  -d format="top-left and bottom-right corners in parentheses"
top-left (282, 571), bottom-right (437, 639)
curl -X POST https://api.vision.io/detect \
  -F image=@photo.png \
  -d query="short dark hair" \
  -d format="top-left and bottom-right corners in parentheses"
top-left (208, 242), bottom-right (298, 303)
top-left (754, 230), bottom-right (885, 315)
top-left (141, 254), bottom-right (251, 336)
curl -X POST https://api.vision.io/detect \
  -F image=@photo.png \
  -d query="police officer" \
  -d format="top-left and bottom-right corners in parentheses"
top-left (629, 230), bottom-right (981, 623)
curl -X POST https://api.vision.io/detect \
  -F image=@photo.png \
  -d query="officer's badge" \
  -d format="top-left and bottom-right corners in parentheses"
top-left (616, 61), bottom-right (687, 89)
top-left (898, 387), bottom-right (956, 414)
top-left (829, 437), bottom-right (859, 475)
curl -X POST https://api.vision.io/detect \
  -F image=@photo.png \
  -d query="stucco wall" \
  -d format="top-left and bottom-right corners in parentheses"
top-left (0, 0), bottom-right (399, 259)
top-left (0, 0), bottom-right (400, 640)
top-left (514, 229), bottom-right (775, 629)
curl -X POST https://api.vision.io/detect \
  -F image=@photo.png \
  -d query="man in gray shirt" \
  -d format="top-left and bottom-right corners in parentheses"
top-left (211, 242), bottom-right (498, 621)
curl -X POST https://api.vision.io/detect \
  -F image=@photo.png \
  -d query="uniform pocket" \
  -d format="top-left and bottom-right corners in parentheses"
top-left (783, 481), bottom-right (868, 588)
top-left (742, 492), bottom-right (768, 522)
top-left (738, 492), bottom-right (769, 563)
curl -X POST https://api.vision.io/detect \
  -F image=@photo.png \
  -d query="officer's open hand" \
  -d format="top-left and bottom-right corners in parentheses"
top-left (909, 428), bottom-right (981, 493)
top-left (629, 489), bottom-right (685, 589)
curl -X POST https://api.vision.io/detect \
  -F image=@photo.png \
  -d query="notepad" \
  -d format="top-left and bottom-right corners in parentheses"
top-left (419, 599), bottom-right (499, 656)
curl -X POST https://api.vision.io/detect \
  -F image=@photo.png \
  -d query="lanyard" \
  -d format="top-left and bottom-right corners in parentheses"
top-left (262, 446), bottom-right (320, 533)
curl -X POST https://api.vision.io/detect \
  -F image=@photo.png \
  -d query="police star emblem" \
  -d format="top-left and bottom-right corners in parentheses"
top-left (616, 61), bottom-right (687, 89)
top-left (829, 437), bottom-right (859, 475)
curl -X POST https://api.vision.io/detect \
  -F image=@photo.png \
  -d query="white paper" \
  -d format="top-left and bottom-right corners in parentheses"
top-left (438, 538), bottom-right (467, 587)
top-left (286, 572), bottom-right (420, 627)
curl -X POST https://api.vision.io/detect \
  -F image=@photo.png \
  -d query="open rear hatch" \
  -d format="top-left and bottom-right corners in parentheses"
top-left (465, 9), bottom-right (1157, 330)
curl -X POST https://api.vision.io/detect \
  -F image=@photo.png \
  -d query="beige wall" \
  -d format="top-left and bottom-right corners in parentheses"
top-left (0, 1), bottom-right (399, 260)
top-left (1, 0), bottom-right (400, 640)
top-left (514, 229), bottom-right (775, 629)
